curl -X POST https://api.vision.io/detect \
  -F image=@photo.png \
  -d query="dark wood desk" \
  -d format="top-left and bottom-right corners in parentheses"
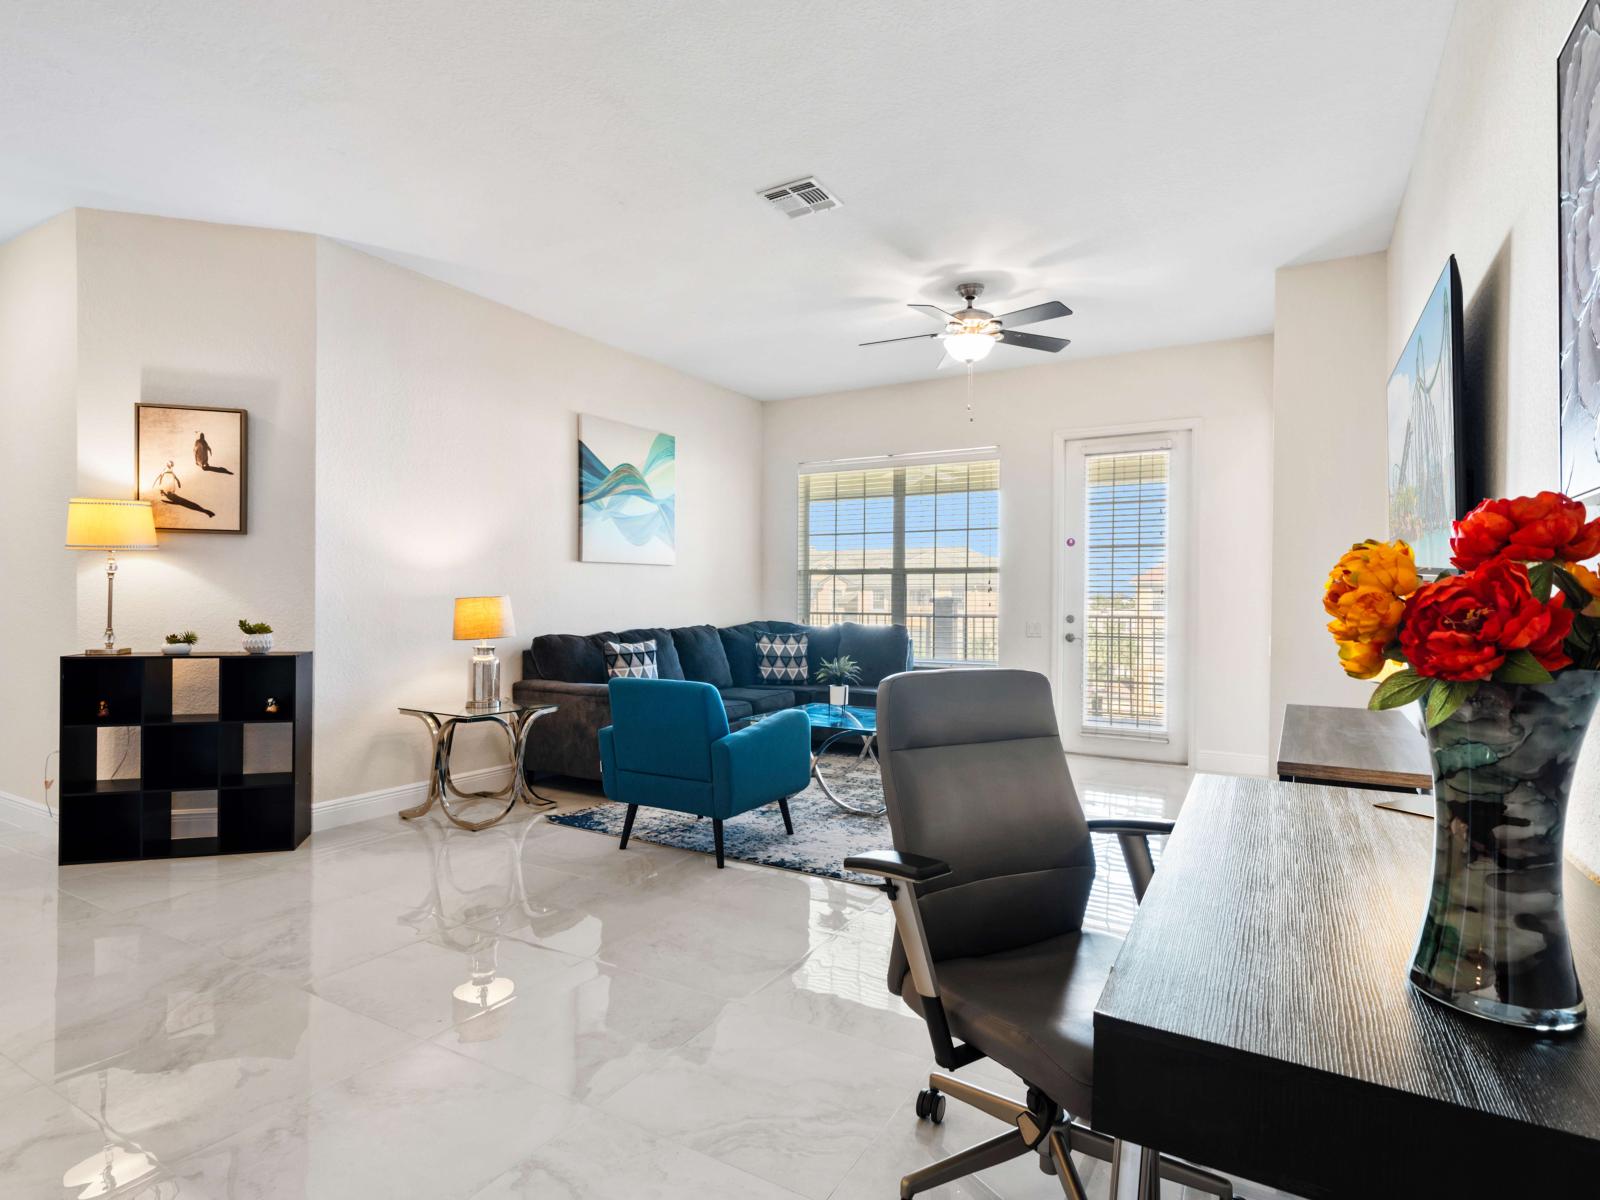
top-left (1276, 702), bottom-right (1432, 791)
top-left (1093, 775), bottom-right (1600, 1199)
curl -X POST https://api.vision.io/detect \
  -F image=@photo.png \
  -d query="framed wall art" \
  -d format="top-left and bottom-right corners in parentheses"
top-left (135, 403), bottom-right (248, 533)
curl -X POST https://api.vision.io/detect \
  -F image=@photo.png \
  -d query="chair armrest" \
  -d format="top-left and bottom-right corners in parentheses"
top-left (843, 850), bottom-right (952, 883)
top-left (1086, 817), bottom-right (1174, 904)
top-left (710, 708), bottom-right (811, 817)
top-left (1085, 818), bottom-right (1175, 837)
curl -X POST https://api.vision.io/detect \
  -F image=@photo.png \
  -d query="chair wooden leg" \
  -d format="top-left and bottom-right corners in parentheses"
top-left (713, 818), bottom-right (725, 868)
top-left (618, 804), bottom-right (638, 851)
top-left (778, 797), bottom-right (794, 835)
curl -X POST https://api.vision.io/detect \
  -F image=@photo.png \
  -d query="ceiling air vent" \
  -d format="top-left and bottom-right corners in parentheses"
top-left (758, 177), bottom-right (841, 219)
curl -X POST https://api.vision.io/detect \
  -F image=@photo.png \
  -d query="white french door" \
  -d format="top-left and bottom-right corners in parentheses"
top-left (1058, 430), bottom-right (1190, 763)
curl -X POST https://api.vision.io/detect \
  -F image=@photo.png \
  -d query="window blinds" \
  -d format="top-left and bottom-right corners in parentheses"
top-left (1081, 449), bottom-right (1170, 737)
top-left (797, 454), bottom-right (1000, 664)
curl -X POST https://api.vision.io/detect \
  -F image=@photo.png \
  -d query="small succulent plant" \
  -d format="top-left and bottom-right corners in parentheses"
top-left (815, 654), bottom-right (862, 685)
top-left (164, 631), bottom-right (199, 645)
top-left (238, 620), bottom-right (274, 635)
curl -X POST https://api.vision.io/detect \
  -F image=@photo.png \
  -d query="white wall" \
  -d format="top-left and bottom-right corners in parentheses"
top-left (1387, 0), bottom-right (1600, 878)
top-left (73, 210), bottom-right (317, 658)
top-left (1270, 253), bottom-right (1391, 753)
top-left (0, 213), bottom-right (77, 812)
top-left (762, 338), bottom-right (1275, 774)
top-left (313, 240), bottom-right (765, 803)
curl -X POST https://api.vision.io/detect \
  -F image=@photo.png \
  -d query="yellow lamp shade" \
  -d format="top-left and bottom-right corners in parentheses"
top-left (65, 498), bottom-right (158, 549)
top-left (453, 595), bottom-right (515, 641)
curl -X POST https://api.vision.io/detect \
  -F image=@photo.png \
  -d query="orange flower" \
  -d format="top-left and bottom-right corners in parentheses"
top-left (1323, 539), bottom-right (1420, 613)
top-left (1326, 584), bottom-right (1406, 645)
top-left (1335, 639), bottom-right (1387, 679)
top-left (1564, 561), bottom-right (1600, 617)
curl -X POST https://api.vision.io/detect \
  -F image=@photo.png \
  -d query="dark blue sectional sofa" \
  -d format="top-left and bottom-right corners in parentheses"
top-left (511, 620), bottom-right (913, 781)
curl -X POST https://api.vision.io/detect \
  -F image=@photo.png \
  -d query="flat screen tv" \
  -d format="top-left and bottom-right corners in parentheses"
top-left (1387, 256), bottom-right (1467, 573)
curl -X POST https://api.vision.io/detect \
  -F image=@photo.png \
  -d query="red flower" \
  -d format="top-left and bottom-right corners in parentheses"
top-left (1450, 491), bottom-right (1600, 569)
top-left (1399, 560), bottom-right (1574, 681)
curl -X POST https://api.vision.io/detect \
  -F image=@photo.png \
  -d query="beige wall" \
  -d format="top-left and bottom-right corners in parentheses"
top-left (73, 210), bottom-right (318, 661)
top-left (1387, 0), bottom-right (1600, 877)
top-left (0, 213), bottom-right (77, 811)
top-left (0, 211), bottom-right (764, 821)
top-left (1269, 253), bottom-right (1391, 753)
top-left (313, 240), bottom-right (765, 803)
top-left (761, 337), bottom-right (1275, 775)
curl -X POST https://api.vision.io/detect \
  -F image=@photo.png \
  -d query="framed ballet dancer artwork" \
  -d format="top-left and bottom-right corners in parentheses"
top-left (135, 403), bottom-right (248, 533)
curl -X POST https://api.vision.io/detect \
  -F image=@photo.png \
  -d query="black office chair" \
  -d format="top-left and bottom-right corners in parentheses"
top-left (845, 668), bottom-right (1232, 1200)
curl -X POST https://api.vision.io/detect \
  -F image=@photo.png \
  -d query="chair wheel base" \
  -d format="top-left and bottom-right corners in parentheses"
top-left (914, 1087), bottom-right (946, 1124)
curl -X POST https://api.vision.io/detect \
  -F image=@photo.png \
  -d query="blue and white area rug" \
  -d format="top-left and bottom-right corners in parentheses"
top-left (547, 753), bottom-right (886, 882)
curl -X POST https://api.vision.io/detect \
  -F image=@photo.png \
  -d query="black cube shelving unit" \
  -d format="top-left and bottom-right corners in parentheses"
top-left (58, 652), bottom-right (312, 865)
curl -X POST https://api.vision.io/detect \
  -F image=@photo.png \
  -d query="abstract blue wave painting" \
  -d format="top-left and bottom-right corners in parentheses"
top-left (579, 414), bottom-right (676, 564)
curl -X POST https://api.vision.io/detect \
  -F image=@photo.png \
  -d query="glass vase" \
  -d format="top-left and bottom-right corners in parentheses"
top-left (1409, 672), bottom-right (1600, 1032)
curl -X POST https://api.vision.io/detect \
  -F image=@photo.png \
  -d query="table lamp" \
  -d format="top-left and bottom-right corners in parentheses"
top-left (65, 498), bottom-right (158, 655)
top-left (454, 595), bottom-right (515, 710)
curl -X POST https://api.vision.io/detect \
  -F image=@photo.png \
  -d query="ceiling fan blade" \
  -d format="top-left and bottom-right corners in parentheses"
top-left (859, 332), bottom-right (941, 347)
top-left (998, 329), bottom-right (1071, 352)
top-left (995, 300), bottom-right (1073, 328)
top-left (909, 304), bottom-right (956, 323)
top-left (936, 351), bottom-right (958, 369)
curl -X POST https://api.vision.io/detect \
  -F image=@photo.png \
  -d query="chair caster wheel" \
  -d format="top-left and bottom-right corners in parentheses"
top-left (915, 1088), bottom-right (945, 1124)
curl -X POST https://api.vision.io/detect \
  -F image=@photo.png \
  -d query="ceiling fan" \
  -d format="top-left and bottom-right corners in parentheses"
top-left (860, 282), bottom-right (1072, 367)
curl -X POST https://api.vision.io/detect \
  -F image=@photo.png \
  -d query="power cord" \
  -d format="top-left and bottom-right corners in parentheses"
top-left (42, 749), bottom-right (58, 820)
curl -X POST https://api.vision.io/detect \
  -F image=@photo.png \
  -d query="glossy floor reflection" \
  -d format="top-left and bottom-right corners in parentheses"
top-left (0, 756), bottom-right (1263, 1199)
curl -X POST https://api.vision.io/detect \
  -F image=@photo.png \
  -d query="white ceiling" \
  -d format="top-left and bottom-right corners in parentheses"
top-left (1, 1), bottom-right (1457, 400)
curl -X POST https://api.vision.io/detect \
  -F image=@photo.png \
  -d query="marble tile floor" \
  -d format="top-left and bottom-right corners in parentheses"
top-left (0, 755), bottom-right (1277, 1199)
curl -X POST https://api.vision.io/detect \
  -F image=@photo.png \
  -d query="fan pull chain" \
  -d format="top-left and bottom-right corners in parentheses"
top-left (966, 362), bottom-right (975, 422)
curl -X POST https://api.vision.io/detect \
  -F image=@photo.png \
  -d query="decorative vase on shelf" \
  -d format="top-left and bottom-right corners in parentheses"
top-left (162, 644), bottom-right (191, 656)
top-left (828, 684), bottom-right (848, 708)
top-left (1409, 673), bottom-right (1600, 1032)
top-left (242, 632), bottom-right (273, 655)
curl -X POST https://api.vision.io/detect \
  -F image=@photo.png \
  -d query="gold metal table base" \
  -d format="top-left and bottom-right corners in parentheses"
top-left (399, 706), bottom-right (556, 831)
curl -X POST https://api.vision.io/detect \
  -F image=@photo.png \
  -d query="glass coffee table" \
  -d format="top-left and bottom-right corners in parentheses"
top-left (751, 702), bottom-right (884, 817)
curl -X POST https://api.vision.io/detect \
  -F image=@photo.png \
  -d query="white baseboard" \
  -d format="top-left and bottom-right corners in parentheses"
top-left (0, 788), bottom-right (56, 833)
top-left (4, 770), bottom-right (522, 841)
top-left (311, 764), bottom-right (513, 832)
top-left (1193, 750), bottom-right (1270, 778)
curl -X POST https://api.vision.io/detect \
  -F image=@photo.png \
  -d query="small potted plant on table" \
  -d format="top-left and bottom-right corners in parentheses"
top-left (163, 630), bottom-right (199, 656)
top-left (816, 655), bottom-right (862, 708)
top-left (239, 619), bottom-right (274, 654)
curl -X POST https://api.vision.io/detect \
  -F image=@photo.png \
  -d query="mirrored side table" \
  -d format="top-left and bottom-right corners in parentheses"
top-left (397, 700), bottom-right (557, 831)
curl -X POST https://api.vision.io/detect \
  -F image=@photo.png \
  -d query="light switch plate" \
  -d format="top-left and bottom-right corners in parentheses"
top-left (1024, 621), bottom-right (1042, 638)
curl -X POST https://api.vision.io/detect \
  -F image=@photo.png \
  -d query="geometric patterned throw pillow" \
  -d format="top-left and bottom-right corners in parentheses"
top-left (603, 639), bottom-right (659, 679)
top-left (756, 633), bottom-right (808, 682)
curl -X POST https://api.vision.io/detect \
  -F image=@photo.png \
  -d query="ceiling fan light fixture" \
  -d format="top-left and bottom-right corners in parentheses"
top-left (943, 330), bottom-right (998, 363)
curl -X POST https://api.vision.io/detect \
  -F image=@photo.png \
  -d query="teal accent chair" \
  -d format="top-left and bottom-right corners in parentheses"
top-left (598, 678), bottom-right (812, 867)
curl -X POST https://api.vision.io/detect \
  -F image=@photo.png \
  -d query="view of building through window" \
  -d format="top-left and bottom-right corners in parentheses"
top-left (797, 456), bottom-right (999, 664)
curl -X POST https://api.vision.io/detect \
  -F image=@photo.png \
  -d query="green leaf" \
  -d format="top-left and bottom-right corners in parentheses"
top-left (1494, 649), bottom-right (1555, 685)
top-left (1424, 680), bottom-right (1476, 728)
top-left (1553, 566), bottom-right (1593, 609)
top-left (1369, 669), bottom-right (1434, 711)
top-left (1529, 561), bottom-right (1555, 602)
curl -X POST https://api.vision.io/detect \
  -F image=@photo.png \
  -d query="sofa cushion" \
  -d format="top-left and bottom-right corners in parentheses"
top-left (717, 622), bottom-right (769, 687)
top-left (719, 686), bottom-right (795, 715)
top-left (602, 639), bottom-right (659, 679)
top-left (616, 627), bottom-right (684, 680)
top-left (671, 624), bottom-right (734, 687)
top-left (801, 623), bottom-right (843, 682)
top-left (530, 632), bottom-right (616, 684)
top-left (721, 698), bottom-right (755, 722)
top-left (757, 633), bottom-right (808, 682)
top-left (838, 622), bottom-right (911, 686)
